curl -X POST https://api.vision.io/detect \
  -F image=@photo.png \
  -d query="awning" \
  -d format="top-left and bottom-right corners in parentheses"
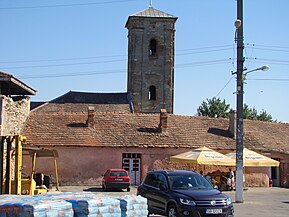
top-left (170, 146), bottom-right (235, 166)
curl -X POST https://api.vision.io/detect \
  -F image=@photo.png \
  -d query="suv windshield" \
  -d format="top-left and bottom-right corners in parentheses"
top-left (168, 174), bottom-right (213, 190)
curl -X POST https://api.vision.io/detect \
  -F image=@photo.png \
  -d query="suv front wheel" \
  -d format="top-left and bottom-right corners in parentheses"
top-left (167, 204), bottom-right (179, 217)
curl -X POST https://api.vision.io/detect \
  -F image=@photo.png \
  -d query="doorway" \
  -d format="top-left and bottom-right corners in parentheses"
top-left (271, 158), bottom-right (280, 187)
top-left (122, 153), bottom-right (141, 185)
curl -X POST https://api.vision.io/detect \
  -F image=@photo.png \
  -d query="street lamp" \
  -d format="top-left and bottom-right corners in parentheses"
top-left (234, 64), bottom-right (269, 203)
top-left (243, 65), bottom-right (270, 80)
top-left (234, 1), bottom-right (270, 203)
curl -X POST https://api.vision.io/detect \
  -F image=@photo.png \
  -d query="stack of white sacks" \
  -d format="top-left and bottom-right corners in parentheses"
top-left (52, 192), bottom-right (121, 217)
top-left (117, 195), bottom-right (148, 217)
top-left (23, 200), bottom-right (73, 217)
top-left (0, 194), bottom-right (73, 217)
top-left (0, 192), bottom-right (148, 217)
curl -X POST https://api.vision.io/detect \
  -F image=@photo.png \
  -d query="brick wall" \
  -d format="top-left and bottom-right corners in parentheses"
top-left (21, 146), bottom-right (273, 187)
top-left (272, 152), bottom-right (289, 188)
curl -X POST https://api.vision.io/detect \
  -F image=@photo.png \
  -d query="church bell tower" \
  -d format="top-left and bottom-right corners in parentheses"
top-left (125, 6), bottom-right (177, 114)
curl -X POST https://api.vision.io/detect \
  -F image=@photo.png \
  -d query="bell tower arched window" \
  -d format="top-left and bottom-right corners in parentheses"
top-left (149, 85), bottom-right (156, 100)
top-left (149, 39), bottom-right (157, 56)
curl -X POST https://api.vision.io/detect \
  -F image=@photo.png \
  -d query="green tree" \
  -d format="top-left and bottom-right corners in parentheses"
top-left (257, 110), bottom-right (273, 122)
top-left (197, 97), bottom-right (230, 118)
top-left (243, 104), bottom-right (273, 122)
top-left (197, 99), bottom-right (275, 122)
top-left (243, 104), bottom-right (258, 120)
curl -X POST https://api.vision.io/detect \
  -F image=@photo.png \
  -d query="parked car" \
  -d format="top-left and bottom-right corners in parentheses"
top-left (102, 169), bottom-right (131, 192)
top-left (137, 170), bottom-right (234, 217)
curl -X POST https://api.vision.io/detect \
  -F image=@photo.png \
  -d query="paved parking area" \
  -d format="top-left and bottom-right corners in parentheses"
top-left (60, 186), bottom-right (289, 217)
top-left (225, 187), bottom-right (289, 217)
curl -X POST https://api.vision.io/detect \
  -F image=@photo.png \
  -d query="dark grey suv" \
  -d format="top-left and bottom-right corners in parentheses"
top-left (137, 170), bottom-right (234, 217)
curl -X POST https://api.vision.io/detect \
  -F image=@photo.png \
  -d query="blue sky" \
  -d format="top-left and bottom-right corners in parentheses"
top-left (0, 0), bottom-right (288, 122)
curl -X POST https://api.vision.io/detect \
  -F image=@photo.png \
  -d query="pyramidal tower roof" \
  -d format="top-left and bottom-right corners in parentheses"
top-left (125, 7), bottom-right (177, 27)
top-left (130, 7), bottom-right (176, 18)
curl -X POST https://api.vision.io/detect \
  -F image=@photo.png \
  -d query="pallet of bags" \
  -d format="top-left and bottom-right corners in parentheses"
top-left (38, 200), bottom-right (74, 217)
top-left (0, 195), bottom-right (74, 217)
top-left (43, 192), bottom-right (121, 217)
top-left (96, 197), bottom-right (121, 217)
top-left (0, 195), bottom-right (14, 217)
top-left (0, 196), bottom-right (46, 217)
top-left (21, 201), bottom-right (48, 217)
top-left (44, 192), bottom-right (99, 217)
top-left (0, 201), bottom-right (23, 217)
top-left (0, 195), bottom-right (23, 215)
top-left (66, 197), bottom-right (100, 216)
top-left (117, 195), bottom-right (148, 217)
top-left (41, 191), bottom-right (94, 217)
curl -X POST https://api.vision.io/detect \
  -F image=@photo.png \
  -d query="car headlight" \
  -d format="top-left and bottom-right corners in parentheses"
top-left (180, 198), bottom-right (196, 206)
top-left (226, 197), bottom-right (232, 205)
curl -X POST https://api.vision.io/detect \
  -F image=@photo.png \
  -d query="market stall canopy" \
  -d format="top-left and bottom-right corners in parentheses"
top-left (226, 148), bottom-right (279, 167)
top-left (170, 146), bottom-right (235, 166)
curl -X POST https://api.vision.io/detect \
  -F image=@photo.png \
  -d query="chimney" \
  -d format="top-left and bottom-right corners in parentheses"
top-left (87, 106), bottom-right (95, 128)
top-left (159, 109), bottom-right (168, 133)
top-left (228, 109), bottom-right (236, 138)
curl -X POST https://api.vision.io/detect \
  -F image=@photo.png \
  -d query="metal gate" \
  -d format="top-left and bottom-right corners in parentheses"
top-left (122, 153), bottom-right (141, 185)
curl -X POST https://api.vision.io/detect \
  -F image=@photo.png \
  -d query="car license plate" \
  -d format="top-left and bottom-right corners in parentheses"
top-left (206, 209), bottom-right (222, 214)
top-left (114, 178), bottom-right (123, 181)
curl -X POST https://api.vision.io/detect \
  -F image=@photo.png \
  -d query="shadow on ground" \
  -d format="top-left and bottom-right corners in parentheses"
top-left (83, 187), bottom-right (128, 193)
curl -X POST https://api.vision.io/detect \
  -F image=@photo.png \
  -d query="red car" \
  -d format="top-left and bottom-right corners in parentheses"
top-left (102, 169), bottom-right (131, 192)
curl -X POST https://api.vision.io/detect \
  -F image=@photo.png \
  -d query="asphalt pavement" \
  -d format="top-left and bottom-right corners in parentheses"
top-left (60, 186), bottom-right (289, 217)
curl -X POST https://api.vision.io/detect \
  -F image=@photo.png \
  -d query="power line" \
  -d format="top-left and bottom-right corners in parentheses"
top-left (0, 54), bottom-right (127, 64)
top-left (0, 0), bottom-right (135, 10)
top-left (247, 47), bottom-right (289, 53)
top-left (247, 78), bottom-right (289, 82)
top-left (1, 58), bottom-right (232, 70)
top-left (246, 57), bottom-right (289, 65)
top-left (0, 45), bottom-right (234, 64)
top-left (176, 59), bottom-right (232, 68)
top-left (0, 48), bottom-right (234, 70)
top-left (18, 69), bottom-right (126, 79)
top-left (17, 59), bottom-right (232, 80)
top-left (246, 43), bottom-right (289, 51)
top-left (215, 76), bottom-right (235, 97)
top-left (176, 45), bottom-right (232, 52)
top-left (0, 59), bottom-right (127, 70)
top-left (5, 43), bottom-right (289, 69)
top-left (177, 48), bottom-right (232, 56)
top-left (3, 43), bottom-right (288, 65)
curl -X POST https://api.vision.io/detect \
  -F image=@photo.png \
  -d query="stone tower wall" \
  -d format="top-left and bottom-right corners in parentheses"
top-left (127, 17), bottom-right (176, 114)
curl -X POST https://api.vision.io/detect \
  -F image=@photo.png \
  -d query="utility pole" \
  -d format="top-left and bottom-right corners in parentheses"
top-left (235, 0), bottom-right (244, 203)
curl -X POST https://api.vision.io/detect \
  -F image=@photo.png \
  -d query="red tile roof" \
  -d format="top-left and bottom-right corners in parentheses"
top-left (22, 103), bottom-right (289, 154)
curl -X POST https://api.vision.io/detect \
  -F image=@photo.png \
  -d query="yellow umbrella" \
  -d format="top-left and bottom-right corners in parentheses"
top-left (226, 148), bottom-right (280, 167)
top-left (170, 146), bottom-right (235, 166)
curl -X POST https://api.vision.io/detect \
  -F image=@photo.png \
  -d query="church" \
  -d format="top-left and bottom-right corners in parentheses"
top-left (1, 6), bottom-right (288, 187)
